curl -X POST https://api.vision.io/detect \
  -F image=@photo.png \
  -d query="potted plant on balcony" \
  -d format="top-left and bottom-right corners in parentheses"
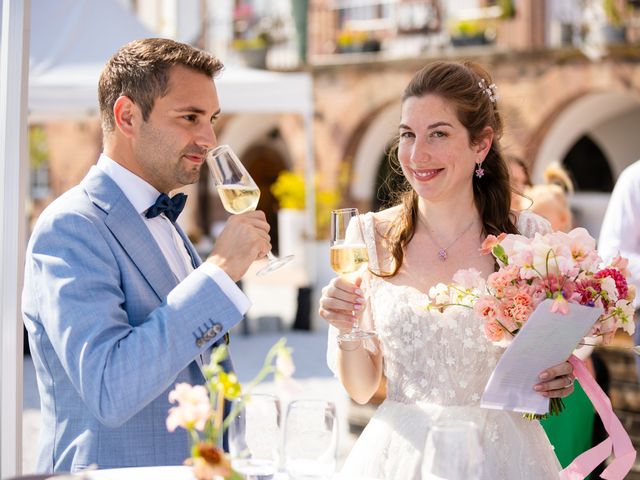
top-left (449, 18), bottom-right (495, 47)
top-left (232, 3), bottom-right (286, 69)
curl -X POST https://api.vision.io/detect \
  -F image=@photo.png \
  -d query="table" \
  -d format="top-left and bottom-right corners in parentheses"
top-left (82, 466), bottom-right (378, 480)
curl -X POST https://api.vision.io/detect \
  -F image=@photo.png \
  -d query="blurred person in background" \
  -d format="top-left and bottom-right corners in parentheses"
top-left (526, 162), bottom-right (573, 233)
top-left (599, 159), bottom-right (640, 365)
top-left (507, 155), bottom-right (532, 211)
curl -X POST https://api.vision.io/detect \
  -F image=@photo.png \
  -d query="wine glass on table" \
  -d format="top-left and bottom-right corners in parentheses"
top-left (206, 144), bottom-right (293, 276)
top-left (330, 208), bottom-right (375, 341)
top-left (283, 399), bottom-right (338, 479)
top-left (228, 393), bottom-right (281, 480)
top-left (421, 420), bottom-right (483, 480)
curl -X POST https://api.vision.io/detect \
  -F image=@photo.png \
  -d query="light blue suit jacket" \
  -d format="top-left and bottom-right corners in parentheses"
top-left (22, 167), bottom-right (243, 473)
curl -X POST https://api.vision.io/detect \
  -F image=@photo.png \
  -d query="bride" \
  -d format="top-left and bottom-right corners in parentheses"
top-left (318, 61), bottom-right (574, 479)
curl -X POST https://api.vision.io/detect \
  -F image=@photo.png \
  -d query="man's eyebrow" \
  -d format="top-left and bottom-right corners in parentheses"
top-left (174, 106), bottom-right (207, 115)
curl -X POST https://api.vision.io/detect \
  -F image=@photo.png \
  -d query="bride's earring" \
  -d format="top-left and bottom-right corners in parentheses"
top-left (475, 161), bottom-right (485, 178)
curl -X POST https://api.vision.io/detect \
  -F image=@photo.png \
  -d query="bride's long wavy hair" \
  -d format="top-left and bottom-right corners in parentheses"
top-left (379, 61), bottom-right (519, 277)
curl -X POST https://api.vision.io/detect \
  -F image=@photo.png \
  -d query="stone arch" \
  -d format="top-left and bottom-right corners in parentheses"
top-left (346, 101), bottom-right (401, 210)
top-left (530, 90), bottom-right (640, 183)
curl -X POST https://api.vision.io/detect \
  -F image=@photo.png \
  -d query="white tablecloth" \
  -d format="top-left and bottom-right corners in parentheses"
top-left (82, 466), bottom-right (378, 480)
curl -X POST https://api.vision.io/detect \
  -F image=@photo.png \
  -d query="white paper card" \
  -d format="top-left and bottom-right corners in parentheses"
top-left (480, 298), bottom-right (603, 415)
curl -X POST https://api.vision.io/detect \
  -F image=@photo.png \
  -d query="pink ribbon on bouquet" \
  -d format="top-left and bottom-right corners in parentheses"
top-left (559, 355), bottom-right (636, 480)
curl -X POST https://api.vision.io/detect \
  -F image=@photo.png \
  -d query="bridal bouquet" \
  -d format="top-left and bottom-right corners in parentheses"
top-left (426, 228), bottom-right (636, 417)
top-left (166, 338), bottom-right (294, 480)
top-left (476, 227), bottom-right (636, 347)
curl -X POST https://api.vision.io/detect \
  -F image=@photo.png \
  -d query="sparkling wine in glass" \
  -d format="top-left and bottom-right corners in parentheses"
top-left (228, 394), bottom-right (281, 480)
top-left (421, 420), bottom-right (483, 480)
top-left (330, 208), bottom-right (375, 341)
top-left (206, 144), bottom-right (294, 276)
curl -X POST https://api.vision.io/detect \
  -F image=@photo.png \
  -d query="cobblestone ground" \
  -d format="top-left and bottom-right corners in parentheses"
top-left (22, 330), bottom-right (358, 474)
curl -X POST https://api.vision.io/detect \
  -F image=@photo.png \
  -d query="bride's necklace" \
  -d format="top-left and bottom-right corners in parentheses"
top-left (418, 215), bottom-right (476, 261)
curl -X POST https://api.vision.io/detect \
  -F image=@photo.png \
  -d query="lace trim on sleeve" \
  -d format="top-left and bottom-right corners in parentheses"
top-left (517, 210), bottom-right (553, 238)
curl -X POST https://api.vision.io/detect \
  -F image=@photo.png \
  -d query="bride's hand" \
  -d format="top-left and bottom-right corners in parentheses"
top-left (318, 276), bottom-right (365, 333)
top-left (534, 361), bottom-right (575, 398)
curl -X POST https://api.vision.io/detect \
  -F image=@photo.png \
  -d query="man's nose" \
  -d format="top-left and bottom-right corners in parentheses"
top-left (197, 124), bottom-right (217, 150)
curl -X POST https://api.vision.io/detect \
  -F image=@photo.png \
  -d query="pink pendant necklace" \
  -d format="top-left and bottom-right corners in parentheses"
top-left (418, 216), bottom-right (476, 261)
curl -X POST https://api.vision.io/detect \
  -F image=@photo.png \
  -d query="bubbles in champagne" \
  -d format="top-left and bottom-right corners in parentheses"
top-left (217, 184), bottom-right (260, 214)
top-left (330, 244), bottom-right (368, 275)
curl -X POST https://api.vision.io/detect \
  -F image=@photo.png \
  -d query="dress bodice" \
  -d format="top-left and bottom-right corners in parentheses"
top-left (369, 276), bottom-right (503, 405)
top-left (327, 210), bottom-right (552, 408)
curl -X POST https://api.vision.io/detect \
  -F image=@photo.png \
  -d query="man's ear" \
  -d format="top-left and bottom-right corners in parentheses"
top-left (113, 96), bottom-right (140, 139)
top-left (475, 126), bottom-right (494, 161)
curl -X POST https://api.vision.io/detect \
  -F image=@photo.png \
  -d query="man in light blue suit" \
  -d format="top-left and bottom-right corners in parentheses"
top-left (22, 38), bottom-right (272, 473)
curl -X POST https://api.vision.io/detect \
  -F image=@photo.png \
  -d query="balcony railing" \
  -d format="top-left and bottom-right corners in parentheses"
top-left (219, 0), bottom-right (639, 71)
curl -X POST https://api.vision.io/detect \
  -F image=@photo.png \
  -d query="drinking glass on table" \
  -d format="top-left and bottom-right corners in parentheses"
top-left (330, 208), bottom-right (375, 341)
top-left (421, 420), bottom-right (483, 480)
top-left (206, 144), bottom-right (293, 276)
top-left (283, 399), bottom-right (338, 479)
top-left (228, 393), bottom-right (281, 480)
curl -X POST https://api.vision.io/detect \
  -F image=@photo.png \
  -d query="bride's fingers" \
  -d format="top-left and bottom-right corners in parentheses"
top-left (318, 307), bottom-right (355, 331)
top-left (320, 295), bottom-right (363, 312)
top-left (539, 361), bottom-right (574, 381)
top-left (323, 278), bottom-right (365, 302)
top-left (534, 374), bottom-right (575, 396)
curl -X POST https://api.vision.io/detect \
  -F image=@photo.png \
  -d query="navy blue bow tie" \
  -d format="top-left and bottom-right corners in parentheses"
top-left (145, 193), bottom-right (187, 223)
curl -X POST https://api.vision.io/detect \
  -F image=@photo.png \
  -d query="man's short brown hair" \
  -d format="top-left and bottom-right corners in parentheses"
top-left (98, 38), bottom-right (223, 133)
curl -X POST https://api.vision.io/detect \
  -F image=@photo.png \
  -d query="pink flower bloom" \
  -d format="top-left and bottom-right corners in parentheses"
top-left (484, 319), bottom-right (506, 342)
top-left (480, 233), bottom-right (506, 255)
top-left (550, 294), bottom-right (569, 315)
top-left (594, 268), bottom-right (629, 299)
top-left (166, 383), bottom-right (211, 432)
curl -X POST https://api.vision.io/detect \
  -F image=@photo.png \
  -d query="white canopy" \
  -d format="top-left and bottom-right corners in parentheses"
top-left (18, 0), bottom-right (313, 120)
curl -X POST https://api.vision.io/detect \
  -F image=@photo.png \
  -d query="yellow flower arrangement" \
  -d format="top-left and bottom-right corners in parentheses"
top-left (271, 167), bottom-right (349, 239)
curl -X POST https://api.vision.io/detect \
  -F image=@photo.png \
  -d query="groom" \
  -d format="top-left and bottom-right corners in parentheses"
top-left (22, 38), bottom-right (272, 473)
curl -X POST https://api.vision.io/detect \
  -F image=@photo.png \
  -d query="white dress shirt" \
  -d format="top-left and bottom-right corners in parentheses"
top-left (97, 153), bottom-right (251, 314)
top-left (598, 159), bottom-right (640, 308)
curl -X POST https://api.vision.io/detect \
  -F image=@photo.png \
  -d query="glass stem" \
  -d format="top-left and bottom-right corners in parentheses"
top-left (266, 251), bottom-right (277, 261)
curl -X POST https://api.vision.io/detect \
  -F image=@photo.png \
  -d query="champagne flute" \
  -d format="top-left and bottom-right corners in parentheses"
top-left (206, 144), bottom-right (294, 276)
top-left (330, 208), bottom-right (375, 341)
top-left (421, 420), bottom-right (483, 480)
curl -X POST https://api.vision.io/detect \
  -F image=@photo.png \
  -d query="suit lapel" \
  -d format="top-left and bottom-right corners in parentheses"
top-left (174, 222), bottom-right (202, 268)
top-left (82, 167), bottom-right (177, 301)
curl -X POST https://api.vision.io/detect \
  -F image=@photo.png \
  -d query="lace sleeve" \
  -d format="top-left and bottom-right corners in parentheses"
top-left (326, 212), bottom-right (378, 377)
top-left (517, 210), bottom-right (553, 238)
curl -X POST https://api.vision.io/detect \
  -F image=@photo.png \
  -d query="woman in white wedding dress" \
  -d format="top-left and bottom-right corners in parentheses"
top-left (319, 61), bottom-right (575, 479)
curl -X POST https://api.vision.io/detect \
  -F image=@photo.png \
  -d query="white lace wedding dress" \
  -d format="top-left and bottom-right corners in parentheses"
top-left (327, 211), bottom-right (561, 480)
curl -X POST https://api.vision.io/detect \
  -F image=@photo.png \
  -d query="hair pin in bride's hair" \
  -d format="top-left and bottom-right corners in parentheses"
top-left (478, 78), bottom-right (498, 104)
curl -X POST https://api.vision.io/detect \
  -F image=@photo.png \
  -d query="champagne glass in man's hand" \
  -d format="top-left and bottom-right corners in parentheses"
top-left (207, 144), bottom-right (294, 276)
